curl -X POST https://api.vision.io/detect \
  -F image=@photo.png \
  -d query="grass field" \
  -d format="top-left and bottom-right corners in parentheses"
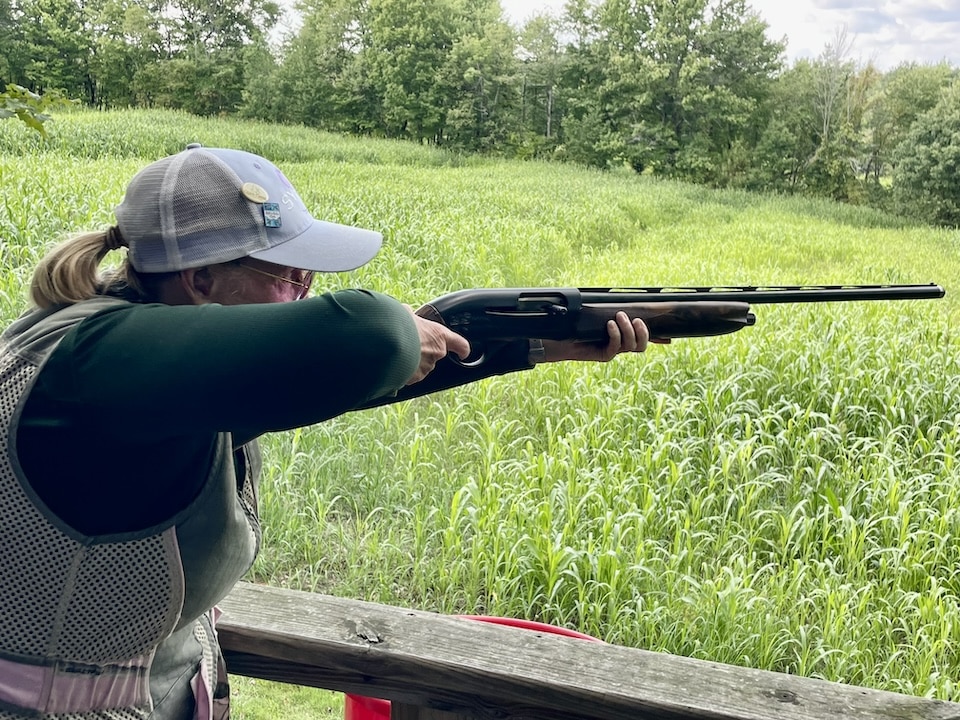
top-left (4, 109), bottom-right (960, 714)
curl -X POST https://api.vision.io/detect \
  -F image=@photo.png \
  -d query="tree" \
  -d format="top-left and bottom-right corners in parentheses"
top-left (672, 0), bottom-right (784, 183)
top-left (145, 53), bottom-right (249, 115)
top-left (161, 0), bottom-right (276, 57)
top-left (801, 25), bottom-right (866, 200)
top-left (132, 0), bottom-right (279, 115)
top-left (748, 60), bottom-right (819, 191)
top-left (553, 0), bottom-right (609, 166)
top-left (0, 0), bottom-right (24, 84)
top-left (863, 62), bottom-right (957, 183)
top-left (812, 26), bottom-right (855, 147)
top-left (238, 43), bottom-right (284, 122)
top-left (559, 0), bottom-right (783, 179)
top-left (443, 0), bottom-right (519, 152)
top-left (122, 0), bottom-right (166, 107)
top-left (18, 0), bottom-right (94, 101)
top-left (365, 0), bottom-right (459, 142)
top-left (516, 13), bottom-right (566, 150)
top-left (892, 79), bottom-right (960, 227)
top-left (4, 0), bottom-right (278, 113)
top-left (257, 0), bottom-right (376, 129)
top-left (86, 0), bottom-right (160, 107)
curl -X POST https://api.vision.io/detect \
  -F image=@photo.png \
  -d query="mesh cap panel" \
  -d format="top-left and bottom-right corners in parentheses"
top-left (118, 150), bottom-right (265, 272)
top-left (169, 153), bottom-right (266, 267)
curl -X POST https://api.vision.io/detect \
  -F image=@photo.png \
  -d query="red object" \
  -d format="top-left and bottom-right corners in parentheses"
top-left (344, 693), bottom-right (391, 720)
top-left (343, 616), bottom-right (602, 719)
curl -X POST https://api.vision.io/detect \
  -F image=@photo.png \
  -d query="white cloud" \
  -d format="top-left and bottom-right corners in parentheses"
top-left (752, 0), bottom-right (960, 68)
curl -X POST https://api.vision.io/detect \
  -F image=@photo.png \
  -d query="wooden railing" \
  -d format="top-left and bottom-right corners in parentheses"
top-left (218, 582), bottom-right (960, 720)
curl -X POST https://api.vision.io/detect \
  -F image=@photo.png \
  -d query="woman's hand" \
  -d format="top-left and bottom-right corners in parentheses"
top-left (405, 306), bottom-right (471, 384)
top-left (540, 311), bottom-right (662, 363)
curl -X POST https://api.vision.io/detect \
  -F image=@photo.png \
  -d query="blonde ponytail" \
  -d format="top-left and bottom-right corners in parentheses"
top-left (30, 230), bottom-right (117, 309)
top-left (30, 228), bottom-right (177, 308)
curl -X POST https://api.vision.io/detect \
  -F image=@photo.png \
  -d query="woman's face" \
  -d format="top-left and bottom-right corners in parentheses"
top-left (209, 259), bottom-right (314, 304)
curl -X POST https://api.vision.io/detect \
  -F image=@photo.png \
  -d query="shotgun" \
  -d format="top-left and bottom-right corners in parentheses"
top-left (415, 284), bottom-right (945, 365)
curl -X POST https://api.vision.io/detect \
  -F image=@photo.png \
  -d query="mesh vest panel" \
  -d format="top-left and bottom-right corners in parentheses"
top-left (0, 353), bottom-right (182, 664)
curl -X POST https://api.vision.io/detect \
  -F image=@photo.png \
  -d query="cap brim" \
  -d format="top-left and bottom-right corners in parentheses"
top-left (248, 219), bottom-right (383, 272)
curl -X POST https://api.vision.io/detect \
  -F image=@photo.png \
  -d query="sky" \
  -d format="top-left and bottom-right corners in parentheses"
top-left (500, 0), bottom-right (960, 70)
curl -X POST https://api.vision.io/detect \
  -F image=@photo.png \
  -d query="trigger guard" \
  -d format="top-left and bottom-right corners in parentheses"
top-left (453, 352), bottom-right (486, 368)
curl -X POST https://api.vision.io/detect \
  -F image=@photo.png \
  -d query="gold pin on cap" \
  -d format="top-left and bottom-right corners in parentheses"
top-left (241, 182), bottom-right (269, 203)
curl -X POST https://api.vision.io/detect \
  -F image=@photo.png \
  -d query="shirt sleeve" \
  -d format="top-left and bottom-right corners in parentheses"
top-left (34, 289), bottom-right (422, 439)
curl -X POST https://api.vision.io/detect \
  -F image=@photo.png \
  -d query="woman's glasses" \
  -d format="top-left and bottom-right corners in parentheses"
top-left (236, 261), bottom-right (313, 300)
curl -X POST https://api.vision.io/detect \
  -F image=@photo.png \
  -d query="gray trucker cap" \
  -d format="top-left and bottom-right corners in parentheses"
top-left (114, 144), bottom-right (383, 273)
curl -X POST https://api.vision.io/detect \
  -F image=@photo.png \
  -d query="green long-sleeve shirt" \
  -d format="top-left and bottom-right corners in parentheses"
top-left (16, 290), bottom-right (533, 535)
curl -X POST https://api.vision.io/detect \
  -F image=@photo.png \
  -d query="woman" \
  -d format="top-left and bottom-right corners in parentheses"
top-left (0, 144), bottom-right (650, 719)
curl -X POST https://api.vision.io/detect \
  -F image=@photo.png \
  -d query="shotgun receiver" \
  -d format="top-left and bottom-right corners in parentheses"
top-left (416, 284), bottom-right (945, 365)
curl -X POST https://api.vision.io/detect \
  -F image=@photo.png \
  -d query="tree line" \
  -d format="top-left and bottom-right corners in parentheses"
top-left (3, 0), bottom-right (959, 226)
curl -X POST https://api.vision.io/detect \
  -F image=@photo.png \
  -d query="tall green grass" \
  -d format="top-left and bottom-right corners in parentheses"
top-left (4, 110), bottom-right (960, 709)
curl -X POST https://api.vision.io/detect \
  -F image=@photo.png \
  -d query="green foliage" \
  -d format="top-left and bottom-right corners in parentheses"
top-left (137, 53), bottom-right (248, 116)
top-left (363, 0), bottom-right (451, 141)
top-left (2, 0), bottom-right (276, 114)
top-left (862, 62), bottom-right (956, 183)
top-left (443, 9), bottom-right (519, 152)
top-left (514, 14), bottom-right (566, 152)
top-left (892, 79), bottom-right (960, 227)
top-left (805, 123), bottom-right (862, 202)
top-left (0, 83), bottom-right (75, 136)
top-left (17, 0), bottom-right (92, 101)
top-left (258, 0), bottom-right (389, 133)
top-left (559, 0), bottom-right (784, 179)
top-left (4, 0), bottom-right (958, 224)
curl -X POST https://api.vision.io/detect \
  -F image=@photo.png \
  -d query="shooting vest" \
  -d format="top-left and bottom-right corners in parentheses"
top-left (0, 297), bottom-right (262, 720)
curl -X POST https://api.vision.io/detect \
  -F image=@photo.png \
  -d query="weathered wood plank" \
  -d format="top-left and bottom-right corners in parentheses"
top-left (218, 582), bottom-right (960, 720)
